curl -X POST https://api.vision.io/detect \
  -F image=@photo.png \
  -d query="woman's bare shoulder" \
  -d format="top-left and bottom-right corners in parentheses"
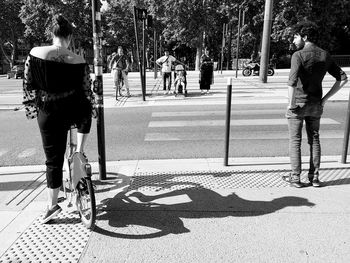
top-left (30, 46), bottom-right (85, 64)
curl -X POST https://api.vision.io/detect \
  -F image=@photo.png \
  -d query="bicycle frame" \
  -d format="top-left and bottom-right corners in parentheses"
top-left (62, 128), bottom-right (96, 229)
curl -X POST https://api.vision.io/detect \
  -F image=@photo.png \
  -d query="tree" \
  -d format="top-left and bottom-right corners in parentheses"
top-left (20, 0), bottom-right (92, 50)
top-left (147, 0), bottom-right (235, 70)
top-left (102, 0), bottom-right (135, 50)
top-left (0, 0), bottom-right (25, 67)
top-left (273, 0), bottom-right (350, 52)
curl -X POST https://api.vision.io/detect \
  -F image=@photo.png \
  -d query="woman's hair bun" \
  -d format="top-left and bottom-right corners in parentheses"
top-left (52, 14), bottom-right (73, 38)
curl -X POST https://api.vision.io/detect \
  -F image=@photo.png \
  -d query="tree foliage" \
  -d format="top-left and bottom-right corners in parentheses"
top-left (1, 0), bottom-right (349, 70)
top-left (0, 0), bottom-right (24, 66)
top-left (20, 0), bottom-right (92, 49)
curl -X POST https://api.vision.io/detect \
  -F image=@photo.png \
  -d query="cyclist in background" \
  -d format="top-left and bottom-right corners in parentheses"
top-left (109, 46), bottom-right (130, 96)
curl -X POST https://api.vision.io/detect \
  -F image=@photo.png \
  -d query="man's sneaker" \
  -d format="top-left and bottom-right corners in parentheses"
top-left (282, 175), bottom-right (306, 188)
top-left (311, 179), bottom-right (322, 187)
top-left (308, 174), bottom-right (322, 187)
top-left (42, 204), bottom-right (62, 224)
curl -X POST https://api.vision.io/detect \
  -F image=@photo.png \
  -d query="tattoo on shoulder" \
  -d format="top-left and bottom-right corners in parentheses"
top-left (50, 55), bottom-right (67, 63)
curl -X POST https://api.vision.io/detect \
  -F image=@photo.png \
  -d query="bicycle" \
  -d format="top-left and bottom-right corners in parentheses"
top-left (114, 68), bottom-right (130, 100)
top-left (62, 128), bottom-right (96, 229)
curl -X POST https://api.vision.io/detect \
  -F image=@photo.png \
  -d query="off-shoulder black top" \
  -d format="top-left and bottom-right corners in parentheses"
top-left (23, 54), bottom-right (94, 120)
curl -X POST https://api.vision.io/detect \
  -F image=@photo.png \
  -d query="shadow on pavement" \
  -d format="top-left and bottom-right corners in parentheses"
top-left (93, 171), bottom-right (315, 239)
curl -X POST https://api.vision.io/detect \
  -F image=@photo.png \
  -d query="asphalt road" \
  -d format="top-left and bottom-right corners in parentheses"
top-left (0, 102), bottom-right (348, 166)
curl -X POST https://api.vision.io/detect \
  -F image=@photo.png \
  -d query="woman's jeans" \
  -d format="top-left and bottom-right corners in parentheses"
top-left (286, 103), bottom-right (323, 181)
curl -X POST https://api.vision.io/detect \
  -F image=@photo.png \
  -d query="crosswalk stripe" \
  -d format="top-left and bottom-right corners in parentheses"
top-left (17, 148), bottom-right (37, 159)
top-left (0, 150), bottom-right (8, 157)
top-left (152, 110), bottom-right (284, 117)
top-left (145, 130), bottom-right (344, 141)
top-left (148, 118), bottom-right (339, 127)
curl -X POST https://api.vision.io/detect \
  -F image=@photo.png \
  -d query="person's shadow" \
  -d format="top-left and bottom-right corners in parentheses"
top-left (93, 171), bottom-right (315, 239)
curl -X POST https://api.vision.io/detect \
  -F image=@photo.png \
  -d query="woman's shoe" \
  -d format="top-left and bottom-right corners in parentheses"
top-left (42, 204), bottom-right (62, 224)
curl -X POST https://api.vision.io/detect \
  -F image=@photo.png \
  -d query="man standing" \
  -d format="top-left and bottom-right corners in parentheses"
top-left (109, 46), bottom-right (130, 96)
top-left (156, 50), bottom-right (178, 94)
top-left (284, 21), bottom-right (348, 188)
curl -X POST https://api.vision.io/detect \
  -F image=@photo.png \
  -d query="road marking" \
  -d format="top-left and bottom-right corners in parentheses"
top-left (17, 148), bottom-right (37, 159)
top-left (152, 109), bottom-right (284, 117)
top-left (145, 130), bottom-right (344, 141)
top-left (148, 118), bottom-right (339, 127)
top-left (0, 149), bottom-right (8, 157)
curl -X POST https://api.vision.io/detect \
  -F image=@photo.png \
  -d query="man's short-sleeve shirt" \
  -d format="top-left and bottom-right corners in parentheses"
top-left (111, 54), bottom-right (129, 70)
top-left (156, 55), bottom-right (176, 73)
top-left (288, 44), bottom-right (347, 103)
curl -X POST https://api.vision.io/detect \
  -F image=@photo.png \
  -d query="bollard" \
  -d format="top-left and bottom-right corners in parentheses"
top-left (341, 90), bottom-right (350, 163)
top-left (224, 77), bottom-right (233, 166)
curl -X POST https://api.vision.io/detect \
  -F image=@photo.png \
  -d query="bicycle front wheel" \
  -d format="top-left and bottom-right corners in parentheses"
top-left (76, 177), bottom-right (96, 229)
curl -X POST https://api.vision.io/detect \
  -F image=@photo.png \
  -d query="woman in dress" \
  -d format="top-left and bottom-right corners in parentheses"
top-left (22, 14), bottom-right (95, 223)
top-left (199, 48), bottom-right (214, 94)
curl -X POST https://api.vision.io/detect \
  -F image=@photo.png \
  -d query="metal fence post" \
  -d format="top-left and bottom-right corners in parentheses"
top-left (341, 90), bottom-right (350, 163)
top-left (224, 77), bottom-right (233, 166)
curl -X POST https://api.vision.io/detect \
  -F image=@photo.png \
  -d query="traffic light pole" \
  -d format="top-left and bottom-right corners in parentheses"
top-left (133, 6), bottom-right (145, 101)
top-left (154, 31), bottom-right (157, 79)
top-left (142, 17), bottom-right (146, 99)
top-left (235, 8), bottom-right (242, 78)
top-left (91, 0), bottom-right (106, 180)
top-left (259, 0), bottom-right (274, 83)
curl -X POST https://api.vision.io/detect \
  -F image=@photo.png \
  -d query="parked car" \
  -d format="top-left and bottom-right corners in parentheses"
top-left (7, 65), bottom-right (24, 79)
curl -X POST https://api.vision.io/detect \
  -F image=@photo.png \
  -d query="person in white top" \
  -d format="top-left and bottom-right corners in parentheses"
top-left (156, 50), bottom-right (179, 94)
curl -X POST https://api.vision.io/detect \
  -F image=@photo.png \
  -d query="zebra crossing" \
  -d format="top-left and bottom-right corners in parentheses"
top-left (145, 109), bottom-right (343, 142)
top-left (101, 70), bottom-right (350, 108)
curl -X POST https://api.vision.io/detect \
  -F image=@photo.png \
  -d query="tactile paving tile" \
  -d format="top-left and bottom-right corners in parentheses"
top-left (129, 168), bottom-right (350, 191)
top-left (0, 211), bottom-right (91, 263)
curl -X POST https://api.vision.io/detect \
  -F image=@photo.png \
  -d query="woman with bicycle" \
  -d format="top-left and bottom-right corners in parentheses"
top-left (22, 14), bottom-right (95, 224)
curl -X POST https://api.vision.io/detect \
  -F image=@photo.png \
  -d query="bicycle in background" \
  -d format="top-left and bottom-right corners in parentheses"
top-left (115, 68), bottom-right (130, 100)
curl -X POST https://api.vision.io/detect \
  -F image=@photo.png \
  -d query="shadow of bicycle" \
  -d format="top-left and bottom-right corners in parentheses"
top-left (93, 170), bottom-right (315, 239)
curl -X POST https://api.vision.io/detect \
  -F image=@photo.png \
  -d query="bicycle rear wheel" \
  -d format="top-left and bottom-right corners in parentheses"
top-left (76, 177), bottom-right (96, 229)
top-left (119, 83), bottom-right (129, 97)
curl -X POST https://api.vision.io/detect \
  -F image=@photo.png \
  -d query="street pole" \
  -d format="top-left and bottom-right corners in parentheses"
top-left (224, 77), bottom-right (233, 166)
top-left (91, 0), bottom-right (106, 180)
top-left (259, 0), bottom-right (274, 83)
top-left (226, 23), bottom-right (232, 70)
top-left (154, 30), bottom-right (157, 79)
top-left (235, 8), bottom-right (241, 78)
top-left (133, 6), bottom-right (144, 101)
top-left (142, 17), bottom-right (146, 100)
top-left (220, 23), bottom-right (226, 74)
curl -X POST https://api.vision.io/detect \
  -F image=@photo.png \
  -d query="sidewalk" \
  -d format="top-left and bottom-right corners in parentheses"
top-left (1, 156), bottom-right (350, 262)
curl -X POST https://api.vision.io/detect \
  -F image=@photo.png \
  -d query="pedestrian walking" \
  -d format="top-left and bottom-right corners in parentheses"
top-left (199, 48), bottom-right (214, 94)
top-left (283, 21), bottom-right (348, 188)
top-left (156, 49), bottom-right (179, 94)
top-left (22, 14), bottom-right (95, 223)
top-left (109, 46), bottom-right (131, 96)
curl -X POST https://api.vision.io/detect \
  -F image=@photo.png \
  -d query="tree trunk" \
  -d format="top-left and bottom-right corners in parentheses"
top-left (195, 31), bottom-right (204, 71)
top-left (10, 40), bottom-right (18, 68)
top-left (0, 40), bottom-right (12, 67)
